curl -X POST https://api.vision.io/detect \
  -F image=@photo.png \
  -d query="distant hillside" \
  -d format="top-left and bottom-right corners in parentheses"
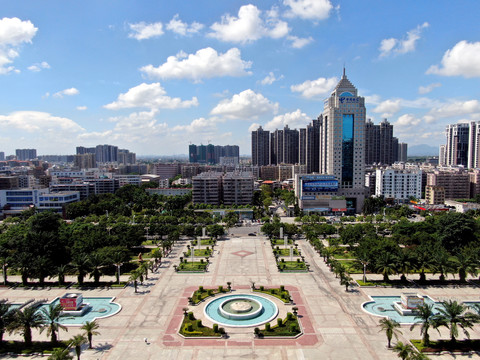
top-left (408, 144), bottom-right (439, 156)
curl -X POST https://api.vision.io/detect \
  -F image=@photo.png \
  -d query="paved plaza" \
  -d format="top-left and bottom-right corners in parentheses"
top-left (2, 231), bottom-right (480, 359)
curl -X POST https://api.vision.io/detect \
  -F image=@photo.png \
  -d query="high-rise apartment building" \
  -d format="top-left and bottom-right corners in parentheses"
top-left (15, 149), bottom-right (37, 161)
top-left (398, 142), bottom-right (408, 162)
top-left (299, 128), bottom-right (306, 165)
top-left (364, 119), bottom-right (397, 165)
top-left (320, 70), bottom-right (366, 211)
top-left (251, 126), bottom-right (270, 166)
top-left (444, 123), bottom-right (469, 167)
top-left (0, 152), bottom-right (4, 161)
top-left (189, 144), bottom-right (239, 164)
top-left (306, 118), bottom-right (321, 173)
top-left (95, 144), bottom-right (118, 163)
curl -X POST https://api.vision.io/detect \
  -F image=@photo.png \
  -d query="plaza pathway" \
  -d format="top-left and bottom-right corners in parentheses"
top-left (3, 234), bottom-right (480, 359)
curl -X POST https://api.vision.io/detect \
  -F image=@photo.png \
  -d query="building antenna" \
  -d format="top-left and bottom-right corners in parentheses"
top-left (343, 64), bottom-right (346, 77)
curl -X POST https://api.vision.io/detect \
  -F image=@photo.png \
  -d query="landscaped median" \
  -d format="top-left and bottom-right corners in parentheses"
top-left (411, 339), bottom-right (480, 354)
top-left (254, 312), bottom-right (301, 338)
top-left (253, 285), bottom-right (292, 303)
top-left (188, 285), bottom-right (231, 304)
top-left (179, 311), bottom-right (225, 338)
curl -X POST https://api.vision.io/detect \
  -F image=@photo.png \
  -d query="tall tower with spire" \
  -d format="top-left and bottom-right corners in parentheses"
top-left (320, 69), bottom-right (366, 212)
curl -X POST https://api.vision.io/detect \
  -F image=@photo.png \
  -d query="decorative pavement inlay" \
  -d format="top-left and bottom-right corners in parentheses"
top-left (231, 250), bottom-right (254, 258)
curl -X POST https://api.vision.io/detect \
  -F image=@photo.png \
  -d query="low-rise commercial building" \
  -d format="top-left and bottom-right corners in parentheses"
top-left (375, 169), bottom-right (422, 201)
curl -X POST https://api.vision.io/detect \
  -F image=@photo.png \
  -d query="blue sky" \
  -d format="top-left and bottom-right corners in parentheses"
top-left (1, 0), bottom-right (480, 156)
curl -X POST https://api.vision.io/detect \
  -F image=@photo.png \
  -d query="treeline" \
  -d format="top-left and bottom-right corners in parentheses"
top-left (0, 185), bottom-right (225, 286)
top-left (306, 210), bottom-right (480, 283)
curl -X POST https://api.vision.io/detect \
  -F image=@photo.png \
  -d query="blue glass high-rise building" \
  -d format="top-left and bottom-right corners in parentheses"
top-left (320, 69), bottom-right (366, 212)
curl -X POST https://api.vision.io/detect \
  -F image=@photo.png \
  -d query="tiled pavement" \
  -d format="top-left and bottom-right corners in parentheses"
top-left (2, 235), bottom-right (480, 359)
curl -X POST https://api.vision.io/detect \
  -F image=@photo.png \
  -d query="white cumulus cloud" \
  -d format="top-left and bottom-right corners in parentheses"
top-left (166, 14), bottom-right (204, 36)
top-left (288, 35), bottom-right (314, 48)
top-left (379, 22), bottom-right (429, 57)
top-left (140, 47), bottom-right (252, 82)
top-left (0, 17), bottom-right (38, 74)
top-left (426, 100), bottom-right (480, 119)
top-left (209, 4), bottom-right (289, 44)
top-left (27, 61), bottom-right (50, 72)
top-left (395, 114), bottom-right (421, 127)
top-left (104, 82), bottom-right (198, 110)
top-left (261, 72), bottom-right (284, 85)
top-left (128, 22), bottom-right (164, 40)
top-left (427, 41), bottom-right (480, 78)
top-left (210, 89), bottom-right (279, 120)
top-left (373, 99), bottom-right (401, 117)
top-left (0, 111), bottom-right (84, 133)
top-left (290, 76), bottom-right (337, 98)
top-left (283, 0), bottom-right (333, 21)
top-left (76, 106), bottom-right (87, 111)
top-left (264, 109), bottom-right (311, 131)
top-left (172, 117), bottom-right (220, 135)
top-left (418, 83), bottom-right (441, 94)
top-left (53, 87), bottom-right (79, 98)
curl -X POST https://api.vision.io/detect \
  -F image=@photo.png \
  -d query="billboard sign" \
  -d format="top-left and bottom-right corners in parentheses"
top-left (302, 179), bottom-right (338, 192)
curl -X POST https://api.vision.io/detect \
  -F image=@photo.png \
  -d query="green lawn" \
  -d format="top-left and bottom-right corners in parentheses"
top-left (338, 260), bottom-right (362, 274)
top-left (277, 260), bottom-right (307, 271)
top-left (257, 316), bottom-right (301, 337)
top-left (178, 262), bottom-right (208, 272)
top-left (332, 251), bottom-right (356, 260)
top-left (271, 239), bottom-right (294, 245)
top-left (253, 287), bottom-right (291, 303)
top-left (191, 239), bottom-right (215, 246)
top-left (273, 248), bottom-right (300, 256)
top-left (184, 249), bottom-right (212, 257)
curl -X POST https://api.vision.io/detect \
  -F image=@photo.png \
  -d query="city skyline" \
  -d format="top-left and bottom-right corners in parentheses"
top-left (1, 1), bottom-right (480, 155)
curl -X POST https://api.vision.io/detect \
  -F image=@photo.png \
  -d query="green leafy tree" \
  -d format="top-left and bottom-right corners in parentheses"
top-left (433, 300), bottom-right (477, 343)
top-left (431, 247), bottom-right (453, 282)
top-left (41, 304), bottom-right (68, 344)
top-left (8, 302), bottom-right (45, 346)
top-left (378, 318), bottom-right (402, 348)
top-left (81, 320), bottom-right (100, 349)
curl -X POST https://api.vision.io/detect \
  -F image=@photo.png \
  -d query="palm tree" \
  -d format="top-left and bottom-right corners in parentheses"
top-left (452, 252), bottom-right (477, 283)
top-left (431, 248), bottom-right (453, 282)
top-left (88, 252), bottom-right (104, 285)
top-left (378, 318), bottom-right (402, 348)
top-left (111, 251), bottom-right (125, 284)
top-left (413, 247), bottom-right (433, 283)
top-left (129, 269), bottom-right (141, 293)
top-left (48, 347), bottom-right (73, 360)
top-left (408, 352), bottom-right (431, 360)
top-left (433, 299), bottom-right (477, 343)
top-left (396, 249), bottom-right (413, 282)
top-left (409, 304), bottom-right (436, 346)
top-left (340, 273), bottom-right (353, 292)
top-left (8, 302), bottom-right (45, 346)
top-left (0, 257), bottom-right (9, 286)
top-left (54, 264), bottom-right (70, 286)
top-left (81, 320), bottom-right (100, 349)
top-left (375, 253), bottom-right (397, 282)
top-left (71, 254), bottom-right (90, 286)
top-left (69, 334), bottom-right (88, 360)
top-left (41, 304), bottom-right (68, 344)
top-left (0, 299), bottom-right (13, 344)
top-left (393, 341), bottom-right (414, 359)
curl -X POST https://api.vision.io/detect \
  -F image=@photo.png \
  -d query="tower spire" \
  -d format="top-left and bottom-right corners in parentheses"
top-left (343, 65), bottom-right (346, 78)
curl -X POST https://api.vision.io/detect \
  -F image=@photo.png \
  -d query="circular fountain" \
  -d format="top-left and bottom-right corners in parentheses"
top-left (204, 294), bottom-right (278, 327)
